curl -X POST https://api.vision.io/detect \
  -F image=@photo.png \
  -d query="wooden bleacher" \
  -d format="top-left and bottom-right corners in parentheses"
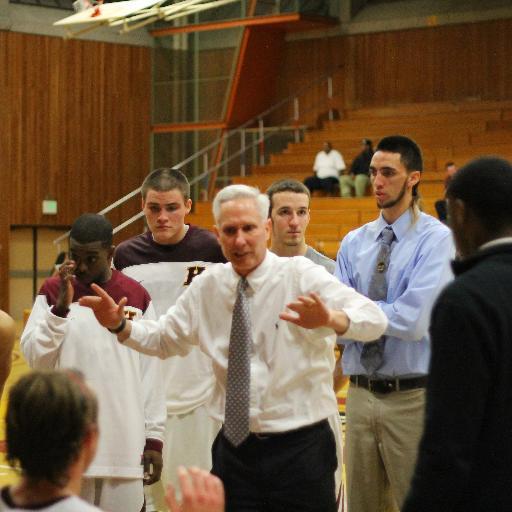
top-left (191, 100), bottom-right (512, 258)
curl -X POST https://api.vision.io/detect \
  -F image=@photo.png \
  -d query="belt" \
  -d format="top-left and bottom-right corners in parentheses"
top-left (223, 419), bottom-right (328, 441)
top-left (350, 374), bottom-right (427, 394)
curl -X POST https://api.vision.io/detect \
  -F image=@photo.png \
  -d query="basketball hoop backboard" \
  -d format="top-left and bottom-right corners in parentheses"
top-left (54, 0), bottom-right (241, 36)
top-left (54, 0), bottom-right (163, 25)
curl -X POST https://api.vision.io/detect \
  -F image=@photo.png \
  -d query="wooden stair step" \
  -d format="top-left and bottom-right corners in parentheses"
top-left (469, 131), bottom-right (512, 146)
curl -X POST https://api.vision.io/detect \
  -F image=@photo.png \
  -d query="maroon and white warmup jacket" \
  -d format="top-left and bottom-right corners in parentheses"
top-left (21, 270), bottom-right (166, 479)
top-left (114, 226), bottom-right (225, 415)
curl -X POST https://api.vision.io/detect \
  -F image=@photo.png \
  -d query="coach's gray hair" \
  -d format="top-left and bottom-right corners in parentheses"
top-left (212, 185), bottom-right (270, 223)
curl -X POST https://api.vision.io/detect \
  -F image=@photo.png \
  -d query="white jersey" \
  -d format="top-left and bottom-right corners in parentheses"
top-left (21, 271), bottom-right (166, 479)
top-left (0, 488), bottom-right (101, 511)
top-left (114, 226), bottom-right (225, 415)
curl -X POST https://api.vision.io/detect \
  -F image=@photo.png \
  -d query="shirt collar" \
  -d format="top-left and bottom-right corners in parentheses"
top-left (228, 250), bottom-right (276, 293)
top-left (451, 240), bottom-right (512, 276)
top-left (373, 208), bottom-right (413, 242)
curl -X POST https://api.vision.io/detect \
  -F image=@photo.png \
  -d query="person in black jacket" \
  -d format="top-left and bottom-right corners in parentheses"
top-left (403, 156), bottom-right (512, 512)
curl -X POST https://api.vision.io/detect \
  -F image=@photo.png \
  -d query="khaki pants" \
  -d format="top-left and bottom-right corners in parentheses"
top-left (340, 175), bottom-right (369, 197)
top-left (345, 385), bottom-right (425, 512)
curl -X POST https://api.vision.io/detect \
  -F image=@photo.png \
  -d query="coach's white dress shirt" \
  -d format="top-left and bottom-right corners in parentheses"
top-left (126, 251), bottom-right (387, 433)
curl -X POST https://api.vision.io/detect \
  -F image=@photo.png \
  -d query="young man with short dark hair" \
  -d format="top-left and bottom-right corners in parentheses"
top-left (335, 136), bottom-right (455, 512)
top-left (266, 178), bottom-right (334, 273)
top-left (266, 178), bottom-right (342, 507)
top-left (403, 157), bottom-right (512, 512)
top-left (114, 168), bottom-right (226, 511)
top-left (21, 213), bottom-right (165, 512)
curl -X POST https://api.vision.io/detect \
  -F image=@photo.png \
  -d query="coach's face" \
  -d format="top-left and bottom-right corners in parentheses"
top-left (215, 198), bottom-right (270, 277)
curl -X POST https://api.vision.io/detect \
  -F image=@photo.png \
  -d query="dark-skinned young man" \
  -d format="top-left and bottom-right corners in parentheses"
top-left (21, 213), bottom-right (166, 512)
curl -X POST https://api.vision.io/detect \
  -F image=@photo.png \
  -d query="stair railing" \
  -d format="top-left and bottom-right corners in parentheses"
top-left (53, 65), bottom-right (342, 246)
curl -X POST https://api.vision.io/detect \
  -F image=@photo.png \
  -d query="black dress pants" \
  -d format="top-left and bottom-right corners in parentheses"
top-left (303, 176), bottom-right (339, 194)
top-left (211, 419), bottom-right (337, 512)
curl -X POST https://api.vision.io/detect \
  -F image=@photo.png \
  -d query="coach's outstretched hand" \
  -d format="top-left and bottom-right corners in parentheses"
top-left (280, 291), bottom-right (350, 335)
top-left (166, 467), bottom-right (225, 512)
top-left (79, 283), bottom-right (127, 331)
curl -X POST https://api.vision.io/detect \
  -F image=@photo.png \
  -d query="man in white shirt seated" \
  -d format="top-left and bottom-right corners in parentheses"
top-left (79, 184), bottom-right (387, 512)
top-left (304, 141), bottom-right (346, 196)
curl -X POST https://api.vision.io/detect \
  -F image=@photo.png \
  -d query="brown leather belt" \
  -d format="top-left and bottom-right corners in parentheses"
top-left (350, 374), bottom-right (427, 394)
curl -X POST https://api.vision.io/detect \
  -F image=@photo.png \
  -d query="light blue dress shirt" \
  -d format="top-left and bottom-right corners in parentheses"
top-left (335, 208), bottom-right (455, 378)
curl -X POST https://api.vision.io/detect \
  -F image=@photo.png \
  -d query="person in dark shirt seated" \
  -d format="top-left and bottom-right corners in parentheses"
top-left (340, 139), bottom-right (373, 198)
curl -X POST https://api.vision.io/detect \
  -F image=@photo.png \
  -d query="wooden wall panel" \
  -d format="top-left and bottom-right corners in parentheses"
top-left (0, 32), bottom-right (11, 311)
top-left (6, 33), bottom-right (151, 228)
top-left (271, 35), bottom-right (346, 126)
top-left (0, 32), bottom-right (152, 311)
top-left (276, 18), bottom-right (512, 119)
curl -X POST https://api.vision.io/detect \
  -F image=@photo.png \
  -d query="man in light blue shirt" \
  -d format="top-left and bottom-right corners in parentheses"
top-left (335, 135), bottom-right (455, 512)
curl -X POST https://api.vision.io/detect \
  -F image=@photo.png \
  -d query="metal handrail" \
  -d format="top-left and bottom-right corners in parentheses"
top-left (53, 65), bottom-right (342, 245)
top-left (169, 66), bottom-right (341, 169)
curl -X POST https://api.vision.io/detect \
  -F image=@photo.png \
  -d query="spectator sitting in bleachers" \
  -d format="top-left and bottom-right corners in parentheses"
top-left (340, 138), bottom-right (374, 198)
top-left (304, 141), bottom-right (346, 196)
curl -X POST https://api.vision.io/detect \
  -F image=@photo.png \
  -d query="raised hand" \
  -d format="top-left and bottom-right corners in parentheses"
top-left (280, 291), bottom-right (350, 335)
top-left (78, 283), bottom-right (127, 330)
top-left (165, 467), bottom-right (225, 512)
top-left (55, 260), bottom-right (76, 312)
top-left (279, 291), bottom-right (331, 329)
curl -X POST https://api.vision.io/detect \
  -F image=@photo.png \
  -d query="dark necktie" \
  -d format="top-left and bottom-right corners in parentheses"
top-left (224, 277), bottom-right (252, 447)
top-left (360, 226), bottom-right (394, 375)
